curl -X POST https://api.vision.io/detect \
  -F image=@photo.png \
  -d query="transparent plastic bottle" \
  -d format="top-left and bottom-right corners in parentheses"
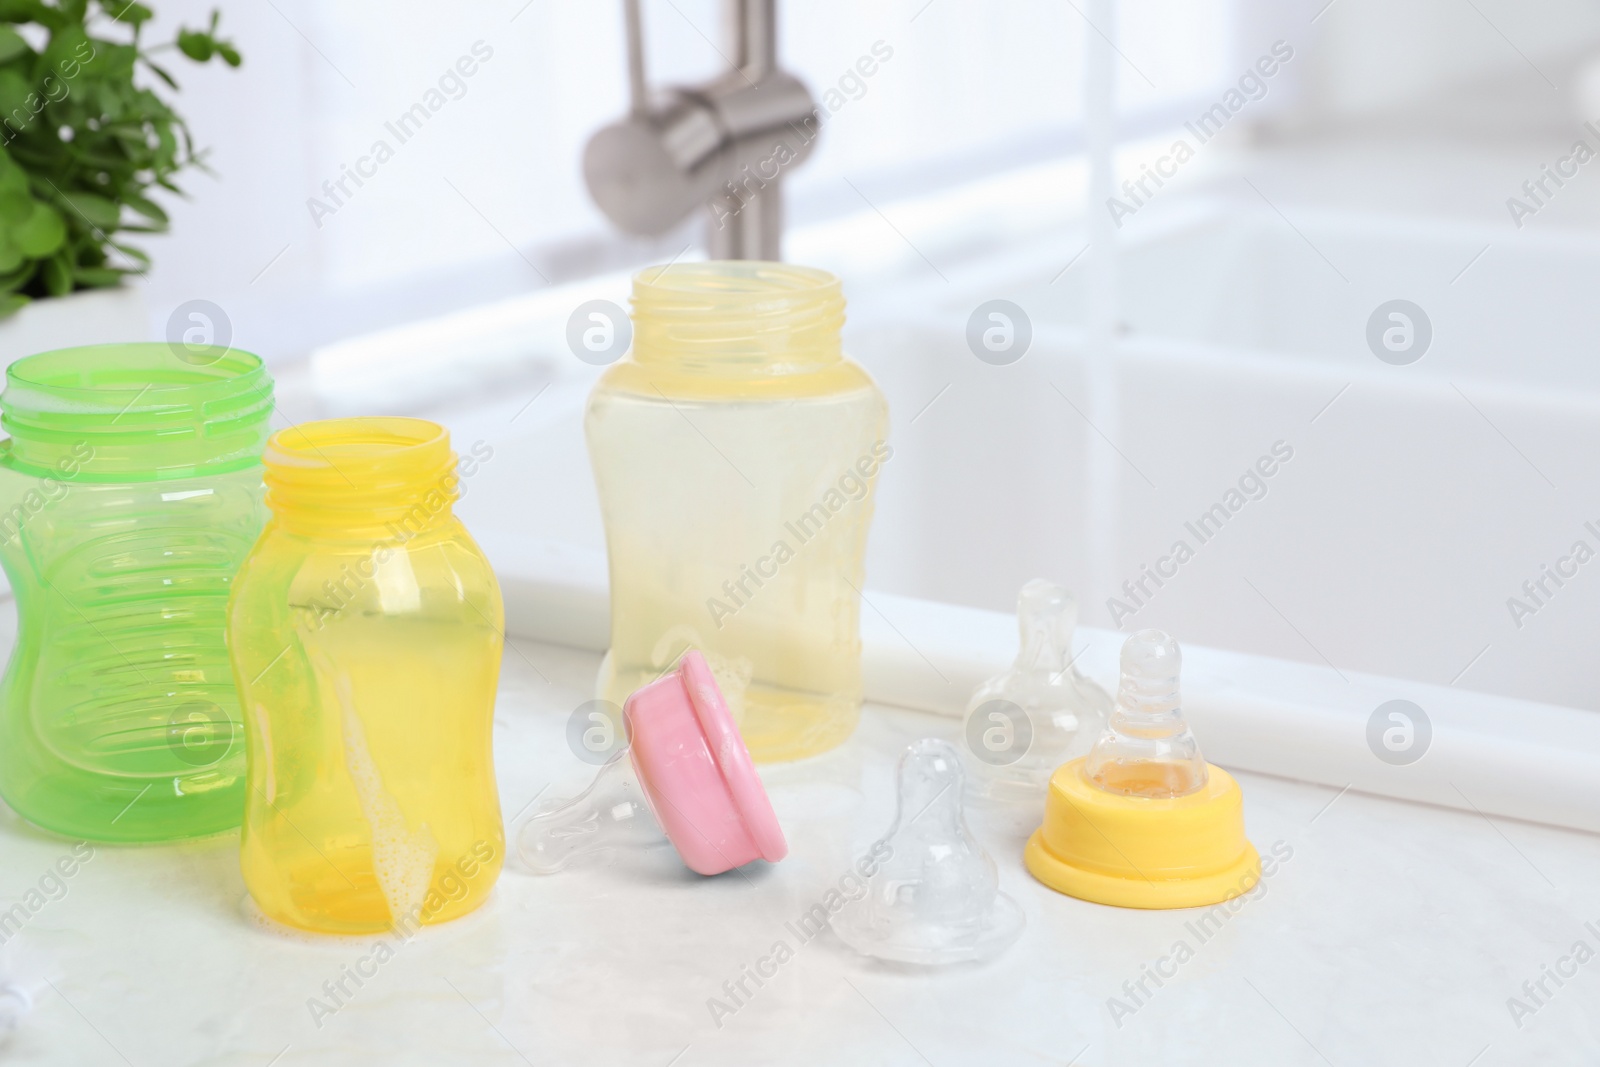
top-left (0, 343), bottom-right (272, 842)
top-left (228, 418), bottom-right (504, 935)
top-left (586, 262), bottom-right (890, 762)
top-left (1085, 629), bottom-right (1208, 798)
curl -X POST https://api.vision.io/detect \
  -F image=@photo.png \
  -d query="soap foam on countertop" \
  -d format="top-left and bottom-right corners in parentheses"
top-left (238, 895), bottom-right (366, 945)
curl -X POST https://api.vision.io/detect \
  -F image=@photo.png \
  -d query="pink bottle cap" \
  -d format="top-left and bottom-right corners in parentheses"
top-left (624, 650), bottom-right (788, 875)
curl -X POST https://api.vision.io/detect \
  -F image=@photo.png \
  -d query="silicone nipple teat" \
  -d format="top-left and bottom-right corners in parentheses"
top-left (1026, 628), bottom-right (1260, 908)
top-left (516, 758), bottom-right (666, 875)
top-left (1024, 627), bottom-right (1260, 908)
top-left (962, 580), bottom-right (1111, 804)
top-left (833, 739), bottom-right (1024, 965)
top-left (1085, 629), bottom-right (1208, 799)
top-left (0, 983), bottom-right (29, 1043)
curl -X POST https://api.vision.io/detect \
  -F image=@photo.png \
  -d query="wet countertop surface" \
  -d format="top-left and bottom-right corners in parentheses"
top-left (1, 633), bottom-right (1598, 1066)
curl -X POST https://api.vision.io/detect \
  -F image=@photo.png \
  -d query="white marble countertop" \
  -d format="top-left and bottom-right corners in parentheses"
top-left (2, 634), bottom-right (1597, 1067)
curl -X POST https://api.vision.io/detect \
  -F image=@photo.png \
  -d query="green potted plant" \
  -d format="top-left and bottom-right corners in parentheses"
top-left (0, 0), bottom-right (238, 355)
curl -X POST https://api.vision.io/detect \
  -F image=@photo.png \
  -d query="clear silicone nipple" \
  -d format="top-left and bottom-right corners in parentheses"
top-left (833, 739), bottom-right (1024, 965)
top-left (962, 580), bottom-right (1111, 804)
top-left (516, 758), bottom-right (668, 874)
top-left (1085, 629), bottom-right (1208, 799)
top-left (0, 983), bottom-right (29, 1043)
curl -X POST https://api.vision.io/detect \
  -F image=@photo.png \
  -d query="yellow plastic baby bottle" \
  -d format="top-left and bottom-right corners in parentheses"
top-left (228, 418), bottom-right (504, 935)
top-left (586, 262), bottom-right (890, 762)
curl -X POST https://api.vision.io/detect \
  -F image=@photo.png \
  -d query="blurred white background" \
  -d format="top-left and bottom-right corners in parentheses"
top-left (139, 0), bottom-right (1237, 348)
top-left (135, 0), bottom-right (1600, 345)
top-left (54, 0), bottom-right (1600, 712)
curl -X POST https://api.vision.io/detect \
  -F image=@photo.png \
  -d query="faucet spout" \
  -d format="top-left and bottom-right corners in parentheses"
top-left (583, 0), bottom-right (816, 260)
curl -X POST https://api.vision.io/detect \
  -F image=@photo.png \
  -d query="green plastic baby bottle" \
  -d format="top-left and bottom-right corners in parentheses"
top-left (586, 262), bottom-right (890, 762)
top-left (0, 343), bottom-right (272, 842)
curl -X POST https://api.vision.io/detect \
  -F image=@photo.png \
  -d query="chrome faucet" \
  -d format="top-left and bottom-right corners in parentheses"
top-left (583, 0), bottom-right (818, 260)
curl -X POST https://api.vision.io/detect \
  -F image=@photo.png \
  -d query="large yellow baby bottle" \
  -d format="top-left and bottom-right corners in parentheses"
top-left (228, 418), bottom-right (504, 935)
top-left (586, 262), bottom-right (890, 762)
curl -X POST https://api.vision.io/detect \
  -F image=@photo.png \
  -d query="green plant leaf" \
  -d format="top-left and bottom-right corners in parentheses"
top-left (123, 190), bottom-right (165, 222)
top-left (175, 13), bottom-right (240, 68)
top-left (140, 56), bottom-right (176, 89)
top-left (99, 0), bottom-right (152, 26)
top-left (0, 189), bottom-right (28, 223)
top-left (175, 29), bottom-right (211, 62)
top-left (108, 238), bottom-right (147, 266)
top-left (12, 198), bottom-right (62, 255)
top-left (0, 67), bottom-right (28, 115)
top-left (0, 234), bottom-right (22, 272)
top-left (0, 148), bottom-right (23, 195)
top-left (0, 292), bottom-right (28, 318)
top-left (71, 264), bottom-right (120, 286)
top-left (38, 24), bottom-right (88, 75)
top-left (97, 41), bottom-right (135, 79)
top-left (0, 2), bottom-right (62, 30)
top-left (39, 250), bottom-right (68, 294)
top-left (154, 121), bottom-right (175, 162)
top-left (56, 189), bottom-right (118, 230)
top-left (0, 1), bottom-right (239, 302)
top-left (0, 258), bottom-right (30, 288)
top-left (92, 81), bottom-right (123, 120)
top-left (0, 24), bottom-right (27, 63)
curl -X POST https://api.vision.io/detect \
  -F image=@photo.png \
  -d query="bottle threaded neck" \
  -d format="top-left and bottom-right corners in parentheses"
top-left (263, 417), bottom-right (458, 537)
top-left (629, 260), bottom-right (845, 373)
top-left (0, 343), bottom-right (272, 479)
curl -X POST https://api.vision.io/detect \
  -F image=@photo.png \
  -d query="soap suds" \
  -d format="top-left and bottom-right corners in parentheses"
top-left (705, 653), bottom-right (753, 727)
top-left (326, 668), bottom-right (438, 928)
top-left (648, 625), bottom-right (752, 725)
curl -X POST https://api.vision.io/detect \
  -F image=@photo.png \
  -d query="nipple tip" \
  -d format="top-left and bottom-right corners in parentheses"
top-left (0, 983), bottom-right (30, 1041)
top-left (515, 758), bottom-right (664, 876)
top-left (1122, 628), bottom-right (1180, 678)
top-left (901, 737), bottom-right (965, 801)
top-left (1018, 577), bottom-right (1074, 615)
top-left (833, 738), bottom-right (1025, 966)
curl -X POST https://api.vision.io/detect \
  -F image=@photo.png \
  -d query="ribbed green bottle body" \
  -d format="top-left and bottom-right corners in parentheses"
top-left (0, 343), bottom-right (272, 841)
